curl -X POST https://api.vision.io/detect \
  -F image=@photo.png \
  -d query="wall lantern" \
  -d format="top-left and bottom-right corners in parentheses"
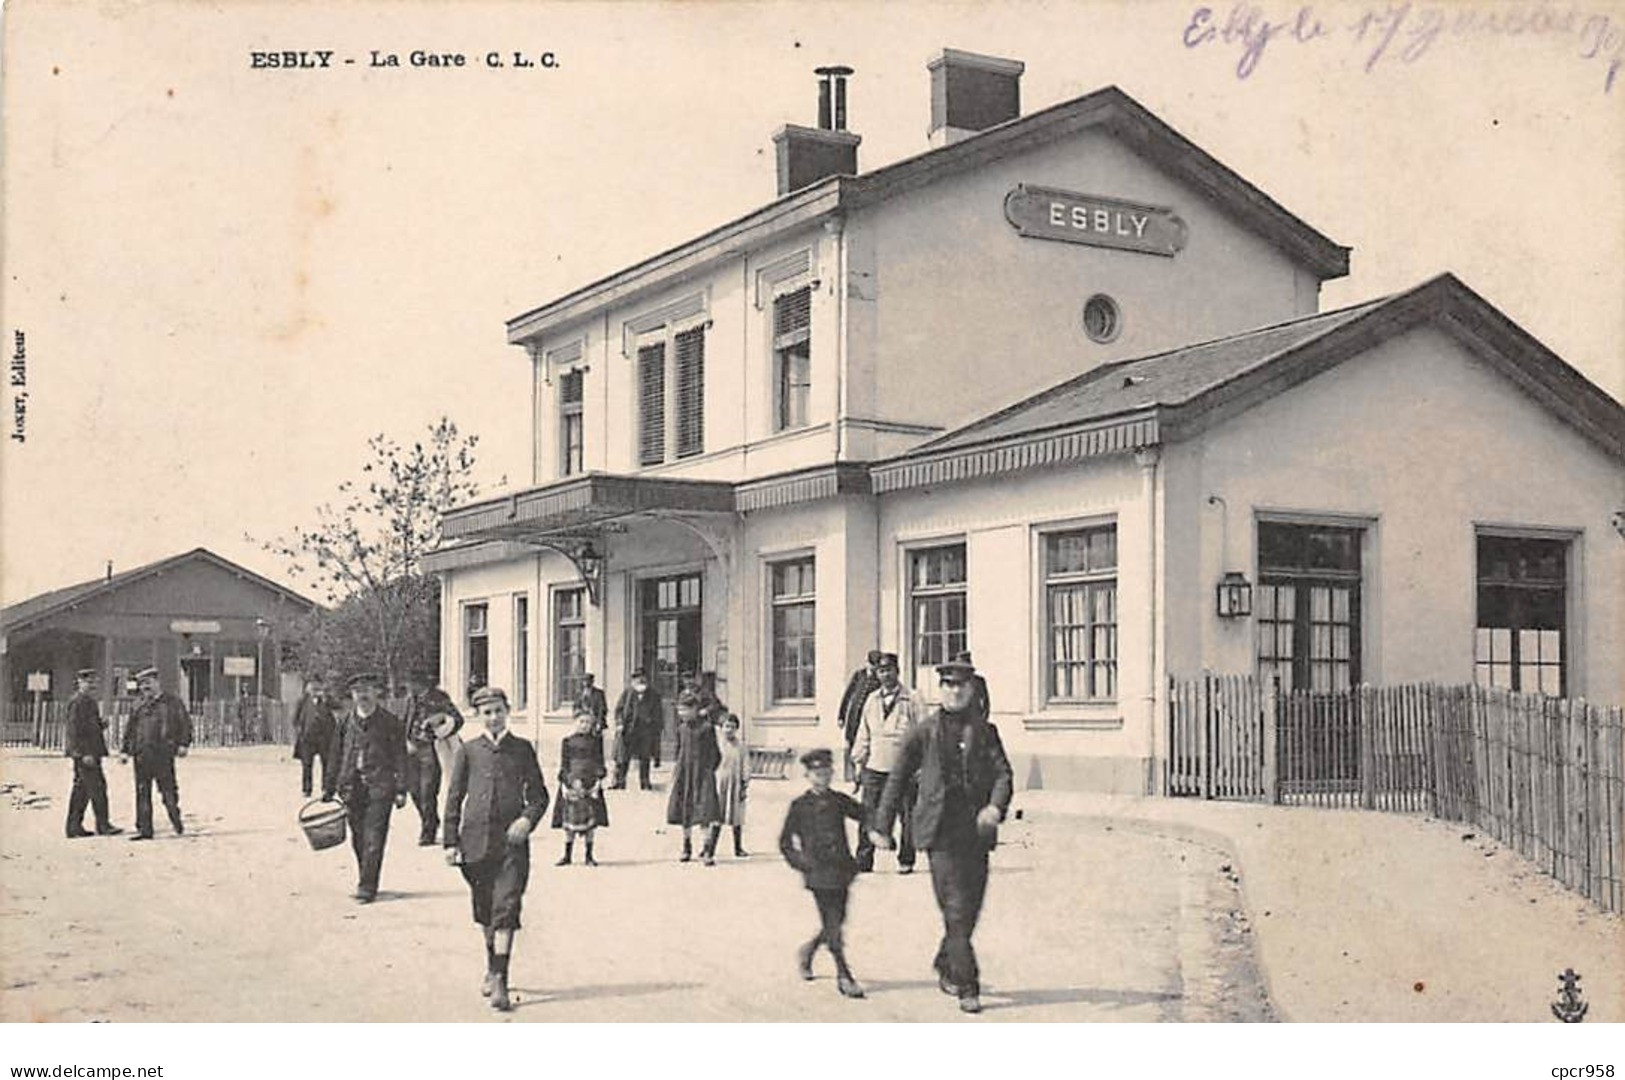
top-left (577, 543), bottom-right (605, 603)
top-left (1216, 571), bottom-right (1253, 618)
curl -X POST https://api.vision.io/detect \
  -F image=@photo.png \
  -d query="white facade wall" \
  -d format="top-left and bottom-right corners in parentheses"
top-left (527, 226), bottom-right (843, 486)
top-left (875, 457), bottom-right (1157, 793)
top-left (1162, 326), bottom-right (1625, 707)
top-left (847, 129), bottom-right (1322, 440)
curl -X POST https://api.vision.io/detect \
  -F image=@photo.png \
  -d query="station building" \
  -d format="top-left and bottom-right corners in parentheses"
top-left (2, 548), bottom-right (311, 711)
top-left (424, 50), bottom-right (1625, 792)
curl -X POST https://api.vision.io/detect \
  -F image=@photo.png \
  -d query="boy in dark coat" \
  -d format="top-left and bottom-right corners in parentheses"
top-left (871, 653), bottom-right (1012, 1015)
top-left (551, 705), bottom-right (609, 866)
top-left (778, 747), bottom-right (867, 999)
top-left (64, 669), bottom-right (121, 837)
top-left (323, 672), bottom-right (407, 903)
top-left (444, 686), bottom-right (549, 1012)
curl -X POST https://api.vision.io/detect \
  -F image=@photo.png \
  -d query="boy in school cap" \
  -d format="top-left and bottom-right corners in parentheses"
top-left (778, 747), bottom-right (868, 999)
top-left (444, 685), bottom-right (549, 1010)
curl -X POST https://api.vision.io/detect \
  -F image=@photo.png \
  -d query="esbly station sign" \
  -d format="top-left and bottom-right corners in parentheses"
top-left (1005, 184), bottom-right (1187, 257)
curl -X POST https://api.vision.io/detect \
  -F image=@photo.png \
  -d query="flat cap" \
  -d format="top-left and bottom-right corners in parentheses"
top-left (347, 672), bottom-right (383, 690)
top-left (471, 686), bottom-right (509, 708)
top-left (866, 649), bottom-right (884, 666)
top-left (134, 666), bottom-right (160, 681)
top-left (936, 651), bottom-right (977, 680)
top-left (629, 667), bottom-right (647, 679)
top-left (76, 668), bottom-right (98, 680)
top-left (799, 747), bottom-right (834, 769)
top-left (876, 652), bottom-right (899, 669)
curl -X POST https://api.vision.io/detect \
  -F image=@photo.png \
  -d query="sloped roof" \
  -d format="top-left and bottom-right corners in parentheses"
top-left (2, 548), bottom-right (319, 635)
top-left (507, 85), bottom-right (1350, 343)
top-left (881, 274), bottom-right (1625, 479)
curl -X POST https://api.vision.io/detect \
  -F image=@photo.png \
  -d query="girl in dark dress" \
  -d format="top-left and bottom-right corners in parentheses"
top-left (552, 706), bottom-right (609, 866)
top-left (664, 691), bottom-right (722, 864)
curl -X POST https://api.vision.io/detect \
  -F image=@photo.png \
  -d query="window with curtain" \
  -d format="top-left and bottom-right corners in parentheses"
top-left (773, 285), bottom-right (811, 431)
top-left (552, 587), bottom-right (586, 710)
top-left (1044, 526), bottom-right (1118, 701)
top-left (464, 603), bottom-right (490, 701)
top-left (909, 544), bottom-right (967, 690)
top-left (514, 594), bottom-right (530, 709)
top-left (769, 556), bottom-right (816, 702)
top-left (559, 370), bottom-right (584, 477)
top-left (1475, 533), bottom-right (1567, 696)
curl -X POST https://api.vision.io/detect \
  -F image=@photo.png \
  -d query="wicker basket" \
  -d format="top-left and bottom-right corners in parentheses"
top-left (298, 798), bottom-right (348, 851)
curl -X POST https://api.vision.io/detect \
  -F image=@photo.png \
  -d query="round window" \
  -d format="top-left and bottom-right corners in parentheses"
top-left (1082, 294), bottom-right (1121, 343)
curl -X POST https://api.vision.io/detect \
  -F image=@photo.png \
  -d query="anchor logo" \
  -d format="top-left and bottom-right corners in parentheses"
top-left (1551, 968), bottom-right (1589, 1023)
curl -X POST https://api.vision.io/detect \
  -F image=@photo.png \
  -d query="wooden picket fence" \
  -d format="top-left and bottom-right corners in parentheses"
top-left (1166, 674), bottom-right (1625, 912)
top-left (3, 698), bottom-right (295, 751)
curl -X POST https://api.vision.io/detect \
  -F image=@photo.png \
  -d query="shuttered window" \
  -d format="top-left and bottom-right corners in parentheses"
top-left (675, 326), bottom-right (705, 458)
top-left (773, 286), bottom-right (812, 431)
top-left (637, 342), bottom-right (666, 467)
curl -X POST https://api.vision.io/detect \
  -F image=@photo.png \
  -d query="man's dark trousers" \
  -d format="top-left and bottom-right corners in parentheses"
top-left (300, 749), bottom-right (331, 799)
top-left (856, 769), bottom-right (914, 870)
top-left (67, 760), bottom-right (112, 834)
top-left (133, 757), bottom-right (182, 836)
top-left (405, 745), bottom-right (440, 843)
top-left (928, 844), bottom-right (990, 995)
top-left (345, 782), bottom-right (393, 896)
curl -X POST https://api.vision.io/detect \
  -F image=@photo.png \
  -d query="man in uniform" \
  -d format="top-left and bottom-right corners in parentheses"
top-left (118, 667), bottom-right (192, 841)
top-left (324, 672), bottom-right (407, 903)
top-left (64, 669), bottom-right (121, 838)
top-left (444, 685), bottom-right (549, 1011)
top-left (402, 667), bottom-right (463, 846)
top-left (870, 652), bottom-right (1012, 1014)
top-left (838, 650), bottom-right (883, 785)
top-left (290, 675), bottom-right (337, 798)
top-left (850, 652), bottom-right (922, 873)
top-left (610, 666), bottom-right (662, 790)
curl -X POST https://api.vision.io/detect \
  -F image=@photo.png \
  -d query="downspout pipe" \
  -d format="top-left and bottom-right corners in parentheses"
top-left (1135, 446), bottom-right (1163, 796)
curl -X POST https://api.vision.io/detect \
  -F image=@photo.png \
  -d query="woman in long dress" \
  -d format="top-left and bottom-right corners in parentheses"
top-left (665, 691), bottom-right (721, 864)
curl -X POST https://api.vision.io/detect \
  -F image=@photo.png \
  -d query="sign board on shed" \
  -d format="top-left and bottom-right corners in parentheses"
top-left (223, 656), bottom-right (256, 677)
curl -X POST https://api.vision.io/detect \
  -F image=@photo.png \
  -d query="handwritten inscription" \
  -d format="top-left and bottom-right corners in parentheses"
top-left (1183, 4), bottom-right (1623, 92)
top-left (249, 49), bottom-right (560, 71)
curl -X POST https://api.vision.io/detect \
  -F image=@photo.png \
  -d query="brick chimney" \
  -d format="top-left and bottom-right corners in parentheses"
top-left (773, 65), bottom-right (860, 196)
top-left (928, 48), bottom-right (1024, 148)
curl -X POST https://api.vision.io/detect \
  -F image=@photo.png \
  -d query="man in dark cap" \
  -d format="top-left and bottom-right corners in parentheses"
top-left (118, 666), bottom-right (192, 840)
top-left (611, 666), bottom-right (662, 790)
top-left (778, 747), bottom-right (868, 1000)
top-left (402, 666), bottom-right (463, 846)
top-left (851, 652), bottom-right (922, 873)
top-left (64, 669), bottom-right (121, 837)
top-left (870, 652), bottom-right (1012, 1014)
top-left (575, 672), bottom-right (609, 740)
top-left (444, 686), bottom-right (549, 1012)
top-left (324, 672), bottom-right (407, 903)
top-left (290, 674), bottom-right (337, 799)
top-left (838, 650), bottom-right (884, 785)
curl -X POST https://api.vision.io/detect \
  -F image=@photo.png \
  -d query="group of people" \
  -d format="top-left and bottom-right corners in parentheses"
top-left (63, 647), bottom-right (1011, 1017)
top-left (782, 649), bottom-right (1011, 1014)
top-left (62, 666), bottom-right (193, 842)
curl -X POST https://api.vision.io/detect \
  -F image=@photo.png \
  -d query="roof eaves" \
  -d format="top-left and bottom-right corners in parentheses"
top-left (505, 181), bottom-right (847, 345)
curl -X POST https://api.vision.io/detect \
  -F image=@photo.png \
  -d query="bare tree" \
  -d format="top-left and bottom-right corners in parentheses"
top-left (260, 417), bottom-right (494, 693)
